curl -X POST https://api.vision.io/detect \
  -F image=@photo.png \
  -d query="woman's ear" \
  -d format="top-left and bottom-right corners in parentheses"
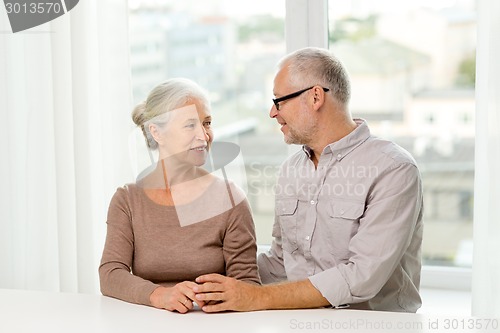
top-left (149, 123), bottom-right (162, 146)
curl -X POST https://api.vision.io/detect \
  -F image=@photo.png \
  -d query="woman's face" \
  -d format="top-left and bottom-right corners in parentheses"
top-left (152, 100), bottom-right (213, 167)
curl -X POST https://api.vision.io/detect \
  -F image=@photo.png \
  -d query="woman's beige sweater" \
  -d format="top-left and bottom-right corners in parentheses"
top-left (99, 178), bottom-right (260, 306)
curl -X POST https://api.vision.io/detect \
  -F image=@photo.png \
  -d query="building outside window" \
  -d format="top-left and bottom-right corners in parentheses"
top-left (329, 0), bottom-right (476, 268)
top-left (128, 0), bottom-right (476, 270)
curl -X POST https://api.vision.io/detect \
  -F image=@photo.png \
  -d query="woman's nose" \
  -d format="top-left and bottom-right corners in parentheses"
top-left (195, 123), bottom-right (209, 141)
top-left (202, 126), bottom-right (211, 141)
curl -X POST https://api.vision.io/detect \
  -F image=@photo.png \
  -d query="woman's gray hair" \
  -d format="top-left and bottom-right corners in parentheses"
top-left (278, 47), bottom-right (351, 107)
top-left (132, 78), bottom-right (210, 150)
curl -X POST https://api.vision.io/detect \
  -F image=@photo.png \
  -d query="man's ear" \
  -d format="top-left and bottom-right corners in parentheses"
top-left (312, 86), bottom-right (326, 111)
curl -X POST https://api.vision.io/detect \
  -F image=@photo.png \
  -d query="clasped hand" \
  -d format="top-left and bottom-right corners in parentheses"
top-left (150, 275), bottom-right (260, 313)
top-left (193, 273), bottom-right (260, 312)
top-left (150, 281), bottom-right (204, 313)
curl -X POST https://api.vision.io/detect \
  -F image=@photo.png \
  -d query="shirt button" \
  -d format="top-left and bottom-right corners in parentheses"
top-left (337, 153), bottom-right (342, 159)
top-left (310, 200), bottom-right (315, 205)
top-left (305, 236), bottom-right (310, 241)
top-left (340, 209), bottom-right (345, 215)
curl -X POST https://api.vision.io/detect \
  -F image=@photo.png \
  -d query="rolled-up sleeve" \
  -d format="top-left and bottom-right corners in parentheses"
top-left (309, 162), bottom-right (423, 307)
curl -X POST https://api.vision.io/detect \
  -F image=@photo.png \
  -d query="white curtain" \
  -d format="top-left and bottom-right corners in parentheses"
top-left (472, 0), bottom-right (500, 317)
top-left (0, 0), bottom-right (133, 294)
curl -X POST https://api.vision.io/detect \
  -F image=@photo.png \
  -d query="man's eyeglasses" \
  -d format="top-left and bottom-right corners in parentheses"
top-left (272, 86), bottom-right (330, 111)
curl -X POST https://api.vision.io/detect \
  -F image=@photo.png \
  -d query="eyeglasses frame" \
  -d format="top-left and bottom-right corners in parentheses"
top-left (272, 86), bottom-right (330, 111)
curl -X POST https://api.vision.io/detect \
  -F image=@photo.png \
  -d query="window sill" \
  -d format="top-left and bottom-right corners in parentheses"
top-left (419, 287), bottom-right (471, 315)
top-left (258, 245), bottom-right (472, 291)
top-left (420, 265), bottom-right (471, 291)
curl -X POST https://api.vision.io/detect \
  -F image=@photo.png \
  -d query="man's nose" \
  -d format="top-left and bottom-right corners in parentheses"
top-left (269, 105), bottom-right (278, 118)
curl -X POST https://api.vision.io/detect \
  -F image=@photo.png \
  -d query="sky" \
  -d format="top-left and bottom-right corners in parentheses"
top-left (328, 0), bottom-right (475, 18)
top-left (129, 0), bottom-right (475, 19)
top-left (129, 0), bottom-right (286, 18)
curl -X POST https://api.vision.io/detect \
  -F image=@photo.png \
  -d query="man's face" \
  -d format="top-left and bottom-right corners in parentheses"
top-left (270, 66), bottom-right (316, 146)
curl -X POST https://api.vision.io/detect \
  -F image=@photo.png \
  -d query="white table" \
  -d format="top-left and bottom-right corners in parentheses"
top-left (1, 288), bottom-right (496, 333)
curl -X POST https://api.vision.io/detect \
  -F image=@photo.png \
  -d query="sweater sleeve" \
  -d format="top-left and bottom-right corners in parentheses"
top-left (222, 183), bottom-right (261, 285)
top-left (98, 186), bottom-right (159, 306)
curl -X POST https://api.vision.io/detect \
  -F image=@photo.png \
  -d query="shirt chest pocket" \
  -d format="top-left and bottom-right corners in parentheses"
top-left (276, 199), bottom-right (299, 253)
top-left (326, 200), bottom-right (364, 260)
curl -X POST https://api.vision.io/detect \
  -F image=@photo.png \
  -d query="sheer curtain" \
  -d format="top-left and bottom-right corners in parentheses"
top-left (0, 0), bottom-right (133, 294)
top-left (472, 0), bottom-right (500, 317)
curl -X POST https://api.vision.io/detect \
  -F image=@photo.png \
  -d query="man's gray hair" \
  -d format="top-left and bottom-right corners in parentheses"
top-left (278, 47), bottom-right (351, 106)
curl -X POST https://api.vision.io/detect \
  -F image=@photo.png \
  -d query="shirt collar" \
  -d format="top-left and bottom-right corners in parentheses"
top-left (302, 118), bottom-right (371, 161)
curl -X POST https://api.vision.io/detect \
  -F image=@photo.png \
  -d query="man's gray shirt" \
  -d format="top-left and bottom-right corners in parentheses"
top-left (258, 119), bottom-right (424, 312)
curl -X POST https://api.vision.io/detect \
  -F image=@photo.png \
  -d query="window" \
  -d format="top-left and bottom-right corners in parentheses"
top-left (329, 0), bottom-right (476, 268)
top-left (129, 0), bottom-right (476, 273)
top-left (128, 0), bottom-right (286, 246)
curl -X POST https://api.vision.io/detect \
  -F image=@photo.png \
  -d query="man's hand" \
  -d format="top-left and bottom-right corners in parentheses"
top-left (194, 274), bottom-right (263, 312)
top-left (194, 275), bottom-right (330, 312)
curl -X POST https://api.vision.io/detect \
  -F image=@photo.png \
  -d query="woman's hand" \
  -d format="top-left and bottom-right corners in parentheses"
top-left (149, 281), bottom-right (205, 313)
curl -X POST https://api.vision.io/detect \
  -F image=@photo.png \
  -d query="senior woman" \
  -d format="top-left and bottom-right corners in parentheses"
top-left (99, 78), bottom-right (260, 313)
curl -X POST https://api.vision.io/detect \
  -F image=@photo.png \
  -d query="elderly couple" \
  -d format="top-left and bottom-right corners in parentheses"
top-left (99, 47), bottom-right (423, 314)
